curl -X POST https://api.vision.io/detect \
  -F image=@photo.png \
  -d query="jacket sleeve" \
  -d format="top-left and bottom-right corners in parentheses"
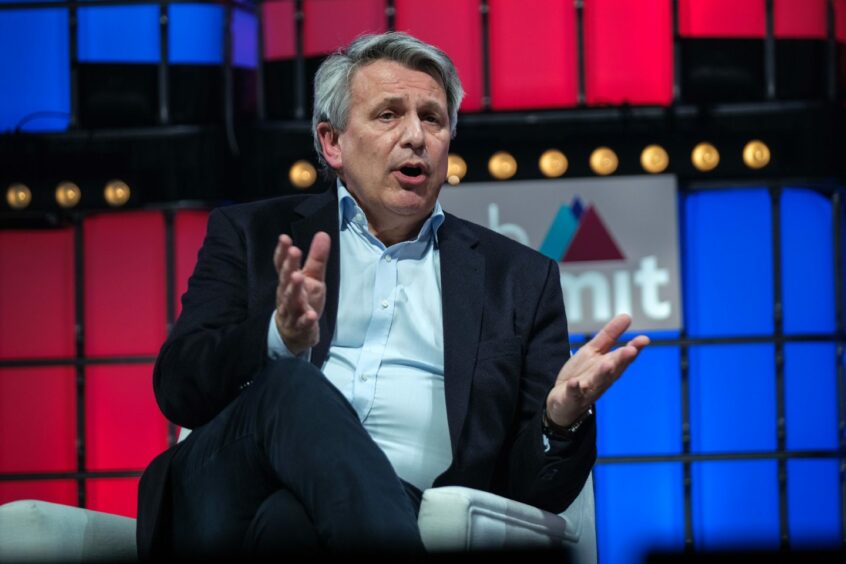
top-left (153, 208), bottom-right (271, 429)
top-left (503, 258), bottom-right (597, 514)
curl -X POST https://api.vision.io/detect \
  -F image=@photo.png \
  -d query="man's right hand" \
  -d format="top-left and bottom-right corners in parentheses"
top-left (273, 232), bottom-right (331, 356)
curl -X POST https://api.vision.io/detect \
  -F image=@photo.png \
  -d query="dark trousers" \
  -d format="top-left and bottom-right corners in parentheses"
top-left (167, 358), bottom-right (425, 557)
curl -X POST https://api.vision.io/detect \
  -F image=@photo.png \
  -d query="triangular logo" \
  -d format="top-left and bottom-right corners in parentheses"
top-left (561, 205), bottom-right (625, 262)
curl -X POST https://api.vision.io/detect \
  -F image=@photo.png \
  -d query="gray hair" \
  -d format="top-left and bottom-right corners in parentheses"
top-left (312, 31), bottom-right (464, 171)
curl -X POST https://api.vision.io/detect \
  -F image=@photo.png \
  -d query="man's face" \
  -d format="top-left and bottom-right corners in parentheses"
top-left (318, 59), bottom-right (451, 237)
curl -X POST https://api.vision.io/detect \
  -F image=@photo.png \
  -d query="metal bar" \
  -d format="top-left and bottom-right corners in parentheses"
top-left (0, 0), bottom-right (244, 9)
top-left (0, 356), bottom-right (158, 368)
top-left (770, 185), bottom-right (790, 548)
top-left (158, 3), bottom-right (170, 125)
top-left (69, 1), bottom-right (79, 129)
top-left (678, 184), bottom-right (694, 551)
top-left (73, 215), bottom-right (86, 508)
top-left (765, 0), bottom-right (776, 100)
top-left (2, 335), bottom-right (844, 369)
top-left (596, 449), bottom-right (845, 465)
top-left (671, 0), bottom-right (681, 103)
top-left (574, 0), bottom-right (586, 106)
top-left (223, 1), bottom-right (238, 154)
top-left (0, 471), bottom-right (144, 481)
top-left (386, 0), bottom-right (395, 32)
top-left (2, 449), bottom-right (841, 482)
top-left (164, 209), bottom-right (177, 447)
top-left (827, 0), bottom-right (838, 102)
top-left (256, 0), bottom-right (267, 121)
top-left (833, 189), bottom-right (846, 545)
top-left (294, 0), bottom-right (306, 120)
top-left (480, 0), bottom-right (491, 110)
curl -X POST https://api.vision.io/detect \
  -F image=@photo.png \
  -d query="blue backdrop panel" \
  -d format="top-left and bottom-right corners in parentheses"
top-left (77, 6), bottom-right (160, 63)
top-left (232, 9), bottom-right (258, 69)
top-left (785, 343), bottom-right (838, 450)
top-left (597, 335), bottom-right (680, 456)
top-left (595, 463), bottom-right (685, 564)
top-left (781, 188), bottom-right (835, 334)
top-left (787, 459), bottom-right (842, 548)
top-left (684, 189), bottom-right (773, 337)
top-left (169, 4), bottom-right (224, 64)
top-left (0, 9), bottom-right (69, 132)
top-left (692, 460), bottom-right (780, 550)
top-left (689, 344), bottom-right (776, 453)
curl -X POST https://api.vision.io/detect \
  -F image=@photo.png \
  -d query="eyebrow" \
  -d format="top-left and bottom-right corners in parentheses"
top-left (377, 96), bottom-right (446, 114)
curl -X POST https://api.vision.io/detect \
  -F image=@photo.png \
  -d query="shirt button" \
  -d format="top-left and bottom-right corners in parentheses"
top-left (380, 299), bottom-right (389, 309)
top-left (354, 212), bottom-right (364, 224)
top-left (384, 255), bottom-right (392, 263)
top-left (360, 374), bottom-right (368, 382)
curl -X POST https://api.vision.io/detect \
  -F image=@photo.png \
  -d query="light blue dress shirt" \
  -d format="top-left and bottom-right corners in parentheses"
top-left (268, 183), bottom-right (453, 492)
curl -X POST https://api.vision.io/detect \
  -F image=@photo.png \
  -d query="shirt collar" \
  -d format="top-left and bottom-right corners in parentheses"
top-left (336, 179), bottom-right (444, 245)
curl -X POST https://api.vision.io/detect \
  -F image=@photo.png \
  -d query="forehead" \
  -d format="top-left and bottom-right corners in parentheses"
top-left (349, 59), bottom-right (447, 107)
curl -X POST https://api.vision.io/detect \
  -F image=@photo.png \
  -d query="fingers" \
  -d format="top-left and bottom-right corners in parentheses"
top-left (588, 313), bottom-right (633, 353)
top-left (280, 271), bottom-right (310, 319)
top-left (273, 235), bottom-right (292, 273)
top-left (275, 232), bottom-right (331, 283)
top-left (302, 232), bottom-right (331, 282)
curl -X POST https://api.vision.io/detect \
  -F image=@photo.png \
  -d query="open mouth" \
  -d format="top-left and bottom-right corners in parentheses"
top-left (400, 165), bottom-right (424, 177)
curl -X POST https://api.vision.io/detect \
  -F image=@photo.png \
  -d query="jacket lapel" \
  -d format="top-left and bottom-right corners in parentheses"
top-left (291, 189), bottom-right (341, 368)
top-left (438, 214), bottom-right (484, 453)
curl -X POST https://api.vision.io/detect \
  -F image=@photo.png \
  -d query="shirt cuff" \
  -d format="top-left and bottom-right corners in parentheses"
top-left (267, 310), bottom-right (311, 361)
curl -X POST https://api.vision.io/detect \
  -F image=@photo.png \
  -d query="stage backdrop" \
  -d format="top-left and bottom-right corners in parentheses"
top-left (1, 179), bottom-right (842, 563)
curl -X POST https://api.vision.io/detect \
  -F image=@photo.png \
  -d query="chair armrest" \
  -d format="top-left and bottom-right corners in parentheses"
top-left (418, 473), bottom-right (596, 563)
top-left (0, 499), bottom-right (137, 562)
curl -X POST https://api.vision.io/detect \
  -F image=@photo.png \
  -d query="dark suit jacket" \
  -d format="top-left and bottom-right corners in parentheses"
top-left (137, 188), bottom-right (596, 557)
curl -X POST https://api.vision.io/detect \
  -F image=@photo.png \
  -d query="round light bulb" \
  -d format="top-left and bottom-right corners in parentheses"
top-left (589, 147), bottom-right (618, 176)
top-left (104, 180), bottom-right (131, 207)
top-left (289, 160), bottom-right (317, 190)
top-left (55, 181), bottom-right (81, 208)
top-left (539, 149), bottom-right (568, 178)
top-left (640, 145), bottom-right (669, 174)
top-left (488, 151), bottom-right (517, 180)
top-left (6, 183), bottom-right (32, 210)
top-left (691, 142), bottom-right (720, 172)
top-left (447, 154), bottom-right (467, 186)
top-left (743, 140), bottom-right (771, 170)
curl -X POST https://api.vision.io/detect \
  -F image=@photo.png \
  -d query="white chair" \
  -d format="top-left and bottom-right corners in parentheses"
top-left (0, 427), bottom-right (596, 562)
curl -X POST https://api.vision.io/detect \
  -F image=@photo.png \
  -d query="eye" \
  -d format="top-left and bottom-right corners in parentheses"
top-left (378, 110), bottom-right (396, 121)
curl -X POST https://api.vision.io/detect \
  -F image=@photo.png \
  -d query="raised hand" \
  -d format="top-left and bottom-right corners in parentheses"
top-left (273, 232), bottom-right (331, 356)
top-left (546, 313), bottom-right (650, 429)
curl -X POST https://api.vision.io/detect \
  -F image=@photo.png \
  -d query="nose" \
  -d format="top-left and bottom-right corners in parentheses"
top-left (399, 114), bottom-right (425, 151)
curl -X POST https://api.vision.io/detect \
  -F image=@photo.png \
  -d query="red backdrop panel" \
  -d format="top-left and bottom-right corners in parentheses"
top-left (86, 477), bottom-right (140, 518)
top-left (394, 0), bottom-right (483, 112)
top-left (263, 0), bottom-right (296, 61)
top-left (0, 228), bottom-right (75, 360)
top-left (838, 0), bottom-right (846, 42)
top-left (584, 0), bottom-right (673, 106)
top-left (0, 480), bottom-right (76, 506)
top-left (488, 0), bottom-right (578, 110)
top-left (303, 0), bottom-right (386, 57)
top-left (774, 0), bottom-right (827, 39)
top-left (83, 212), bottom-right (167, 357)
top-left (0, 368), bottom-right (76, 473)
top-left (679, 0), bottom-right (766, 38)
top-left (173, 210), bottom-right (210, 317)
top-left (85, 364), bottom-right (168, 471)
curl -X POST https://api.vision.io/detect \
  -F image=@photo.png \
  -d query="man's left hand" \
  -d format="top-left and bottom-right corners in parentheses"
top-left (546, 314), bottom-right (650, 429)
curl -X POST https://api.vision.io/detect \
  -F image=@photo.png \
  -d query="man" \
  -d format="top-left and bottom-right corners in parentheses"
top-left (138, 31), bottom-right (649, 558)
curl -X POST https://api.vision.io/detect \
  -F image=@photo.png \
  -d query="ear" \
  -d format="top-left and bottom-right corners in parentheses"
top-left (317, 122), bottom-right (342, 170)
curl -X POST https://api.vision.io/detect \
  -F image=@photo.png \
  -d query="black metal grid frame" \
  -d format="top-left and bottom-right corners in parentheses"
top-left (0, 0), bottom-right (844, 551)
